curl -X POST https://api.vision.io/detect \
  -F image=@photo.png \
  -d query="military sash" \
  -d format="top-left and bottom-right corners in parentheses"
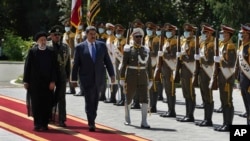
top-left (163, 58), bottom-right (176, 71)
top-left (200, 46), bottom-right (213, 78)
top-left (181, 41), bottom-right (195, 74)
top-left (219, 45), bottom-right (235, 79)
top-left (239, 49), bottom-right (250, 79)
top-left (201, 64), bottom-right (213, 78)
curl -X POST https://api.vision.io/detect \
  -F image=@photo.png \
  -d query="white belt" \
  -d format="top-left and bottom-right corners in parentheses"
top-left (127, 66), bottom-right (146, 69)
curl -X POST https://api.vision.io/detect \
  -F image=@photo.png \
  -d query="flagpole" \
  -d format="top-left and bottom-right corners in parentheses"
top-left (87, 0), bottom-right (91, 25)
top-left (87, 0), bottom-right (90, 9)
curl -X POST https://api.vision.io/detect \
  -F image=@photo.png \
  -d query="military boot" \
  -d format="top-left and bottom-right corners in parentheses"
top-left (198, 102), bottom-right (213, 126)
top-left (161, 95), bottom-right (176, 117)
top-left (179, 100), bottom-right (195, 122)
top-left (177, 99), bottom-right (190, 121)
top-left (124, 102), bottom-right (131, 125)
top-left (150, 90), bottom-right (158, 113)
top-left (215, 107), bottom-right (234, 132)
top-left (141, 103), bottom-right (150, 128)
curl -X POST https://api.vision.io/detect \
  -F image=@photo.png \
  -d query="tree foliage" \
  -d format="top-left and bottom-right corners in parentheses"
top-left (1, 0), bottom-right (250, 39)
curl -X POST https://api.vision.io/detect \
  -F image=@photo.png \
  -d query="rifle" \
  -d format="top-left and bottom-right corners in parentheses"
top-left (192, 28), bottom-right (200, 87)
top-left (234, 36), bottom-right (242, 81)
top-left (174, 29), bottom-right (181, 83)
top-left (209, 30), bottom-right (219, 90)
top-left (154, 29), bottom-right (165, 81)
top-left (126, 23), bottom-right (133, 45)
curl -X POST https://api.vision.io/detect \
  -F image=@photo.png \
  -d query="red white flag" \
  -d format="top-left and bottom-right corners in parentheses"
top-left (71, 0), bottom-right (82, 28)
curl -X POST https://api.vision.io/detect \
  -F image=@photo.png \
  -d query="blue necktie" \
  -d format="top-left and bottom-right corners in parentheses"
top-left (91, 43), bottom-right (96, 62)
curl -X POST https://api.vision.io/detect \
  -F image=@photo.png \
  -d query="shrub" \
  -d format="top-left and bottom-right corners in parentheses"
top-left (2, 30), bottom-right (33, 61)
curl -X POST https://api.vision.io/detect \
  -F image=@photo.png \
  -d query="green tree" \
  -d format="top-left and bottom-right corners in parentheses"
top-left (207, 0), bottom-right (250, 29)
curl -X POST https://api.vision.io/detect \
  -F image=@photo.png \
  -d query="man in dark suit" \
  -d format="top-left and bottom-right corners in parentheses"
top-left (71, 26), bottom-right (115, 132)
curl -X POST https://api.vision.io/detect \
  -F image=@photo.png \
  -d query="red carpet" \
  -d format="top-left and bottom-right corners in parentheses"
top-left (0, 94), bottom-right (150, 141)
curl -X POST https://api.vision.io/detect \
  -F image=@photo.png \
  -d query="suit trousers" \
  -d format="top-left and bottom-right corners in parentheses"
top-left (84, 85), bottom-right (99, 126)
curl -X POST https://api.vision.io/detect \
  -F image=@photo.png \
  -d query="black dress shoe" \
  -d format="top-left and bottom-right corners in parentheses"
top-left (74, 92), bottom-right (83, 96)
top-left (114, 100), bottom-right (124, 106)
top-left (150, 107), bottom-right (157, 113)
top-left (214, 107), bottom-right (223, 113)
top-left (141, 124), bottom-right (150, 129)
top-left (214, 124), bottom-right (230, 132)
top-left (160, 112), bottom-right (176, 117)
top-left (131, 103), bottom-right (141, 109)
top-left (195, 120), bottom-right (213, 126)
top-left (177, 116), bottom-right (194, 122)
top-left (89, 125), bottom-right (96, 132)
top-left (195, 104), bottom-right (204, 109)
top-left (239, 112), bottom-right (247, 118)
top-left (104, 99), bottom-right (116, 103)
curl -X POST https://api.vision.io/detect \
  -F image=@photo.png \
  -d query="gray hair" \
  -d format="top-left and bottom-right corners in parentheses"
top-left (86, 26), bottom-right (97, 34)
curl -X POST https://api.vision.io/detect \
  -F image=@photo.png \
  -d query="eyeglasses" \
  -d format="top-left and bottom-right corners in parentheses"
top-left (135, 35), bottom-right (142, 38)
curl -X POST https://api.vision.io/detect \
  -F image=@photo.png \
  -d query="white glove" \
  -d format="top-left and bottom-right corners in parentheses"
top-left (194, 54), bottom-right (200, 60)
top-left (123, 44), bottom-right (130, 49)
top-left (120, 80), bottom-right (125, 86)
top-left (158, 51), bottom-right (164, 57)
top-left (148, 81), bottom-right (153, 89)
top-left (214, 56), bottom-right (221, 63)
top-left (176, 52), bottom-right (182, 58)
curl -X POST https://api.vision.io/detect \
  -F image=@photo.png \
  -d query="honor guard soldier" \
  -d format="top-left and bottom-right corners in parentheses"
top-left (49, 25), bottom-right (71, 127)
top-left (105, 23), bottom-right (118, 103)
top-left (74, 21), bottom-right (86, 45)
top-left (213, 25), bottom-right (236, 132)
top-left (194, 24), bottom-right (215, 126)
top-left (113, 24), bottom-right (126, 106)
top-left (130, 19), bottom-right (145, 109)
top-left (155, 24), bottom-right (164, 101)
top-left (176, 23), bottom-right (196, 122)
top-left (144, 21), bottom-right (159, 113)
top-left (129, 19), bottom-right (145, 46)
top-left (96, 22), bottom-right (109, 101)
top-left (74, 21), bottom-right (86, 96)
top-left (236, 24), bottom-right (250, 125)
top-left (236, 29), bottom-right (247, 118)
top-left (120, 28), bottom-right (153, 128)
top-left (63, 21), bottom-right (77, 95)
top-left (96, 22), bottom-right (108, 43)
top-left (158, 23), bottom-right (178, 117)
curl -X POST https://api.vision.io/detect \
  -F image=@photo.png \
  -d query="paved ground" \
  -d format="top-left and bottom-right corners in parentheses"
top-left (0, 62), bottom-right (247, 141)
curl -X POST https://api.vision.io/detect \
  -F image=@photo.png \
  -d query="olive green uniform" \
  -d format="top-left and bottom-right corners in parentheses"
top-left (50, 42), bottom-right (70, 124)
top-left (160, 36), bottom-right (177, 117)
top-left (177, 37), bottom-right (196, 122)
top-left (216, 40), bottom-right (236, 131)
top-left (197, 37), bottom-right (215, 126)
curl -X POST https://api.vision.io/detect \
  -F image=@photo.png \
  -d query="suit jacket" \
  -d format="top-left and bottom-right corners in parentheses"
top-left (71, 40), bottom-right (115, 91)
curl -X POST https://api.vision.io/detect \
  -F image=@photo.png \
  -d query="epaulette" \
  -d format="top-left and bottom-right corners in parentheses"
top-left (152, 36), bottom-right (160, 42)
top-left (207, 41), bottom-right (214, 49)
top-left (188, 39), bottom-right (195, 48)
top-left (170, 38), bottom-right (177, 46)
top-left (123, 44), bottom-right (131, 52)
top-left (226, 43), bottom-right (236, 50)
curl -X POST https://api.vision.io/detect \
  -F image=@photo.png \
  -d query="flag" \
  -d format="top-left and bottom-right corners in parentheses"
top-left (71, 0), bottom-right (82, 28)
top-left (87, 0), bottom-right (100, 26)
